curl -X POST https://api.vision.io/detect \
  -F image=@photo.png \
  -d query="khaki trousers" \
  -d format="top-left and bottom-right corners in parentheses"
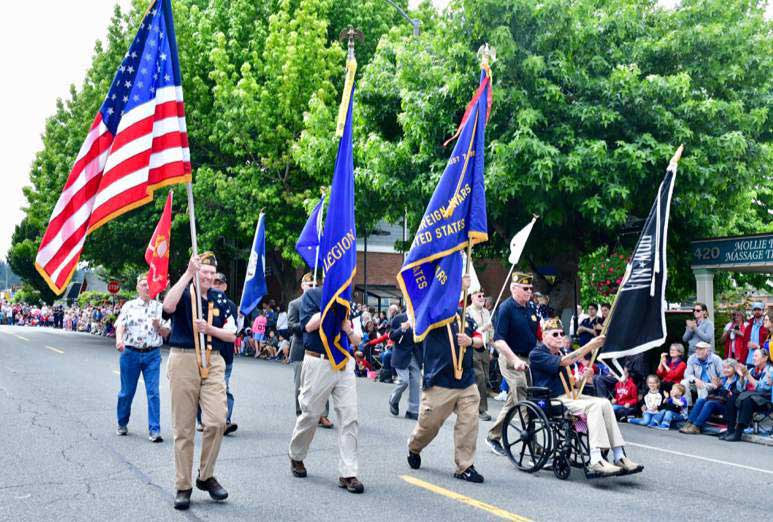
top-left (289, 355), bottom-right (359, 478)
top-left (558, 394), bottom-right (625, 450)
top-left (167, 349), bottom-right (227, 490)
top-left (472, 349), bottom-right (490, 414)
top-left (408, 384), bottom-right (480, 474)
top-left (488, 355), bottom-right (529, 441)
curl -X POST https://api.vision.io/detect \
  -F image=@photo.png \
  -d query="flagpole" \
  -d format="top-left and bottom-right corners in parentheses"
top-left (312, 190), bottom-right (325, 288)
top-left (186, 183), bottom-right (207, 371)
top-left (575, 144), bottom-right (684, 396)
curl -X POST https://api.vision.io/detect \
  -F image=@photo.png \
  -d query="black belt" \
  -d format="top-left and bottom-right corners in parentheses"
top-left (126, 345), bottom-right (159, 353)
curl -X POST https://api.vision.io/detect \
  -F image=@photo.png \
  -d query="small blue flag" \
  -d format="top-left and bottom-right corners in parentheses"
top-left (396, 68), bottom-right (491, 342)
top-left (295, 195), bottom-right (325, 270)
top-left (239, 213), bottom-right (267, 316)
top-left (319, 59), bottom-right (358, 370)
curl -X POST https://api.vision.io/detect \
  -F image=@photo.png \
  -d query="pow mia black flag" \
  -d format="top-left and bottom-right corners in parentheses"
top-left (598, 146), bottom-right (682, 373)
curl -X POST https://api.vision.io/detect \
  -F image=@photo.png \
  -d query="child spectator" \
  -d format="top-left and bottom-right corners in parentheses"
top-left (649, 383), bottom-right (688, 430)
top-left (611, 368), bottom-right (638, 420)
top-left (629, 375), bottom-right (665, 426)
top-left (252, 311), bottom-right (267, 344)
top-left (656, 343), bottom-right (687, 392)
top-left (354, 351), bottom-right (371, 377)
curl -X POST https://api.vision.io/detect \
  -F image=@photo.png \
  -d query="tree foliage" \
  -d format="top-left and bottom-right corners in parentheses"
top-left (8, 0), bottom-right (772, 308)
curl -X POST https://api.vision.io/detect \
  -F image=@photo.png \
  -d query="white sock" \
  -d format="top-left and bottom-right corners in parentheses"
top-left (589, 448), bottom-right (603, 465)
top-left (612, 446), bottom-right (625, 462)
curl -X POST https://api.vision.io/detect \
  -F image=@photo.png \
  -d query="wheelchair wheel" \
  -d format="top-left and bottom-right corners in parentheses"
top-left (502, 401), bottom-right (553, 473)
top-left (552, 453), bottom-right (572, 480)
top-left (570, 427), bottom-right (591, 469)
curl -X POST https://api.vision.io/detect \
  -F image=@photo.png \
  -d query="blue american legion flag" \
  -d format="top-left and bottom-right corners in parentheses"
top-left (396, 68), bottom-right (492, 342)
top-left (239, 213), bottom-right (267, 316)
top-left (318, 58), bottom-right (357, 370)
top-left (295, 195), bottom-right (325, 269)
top-left (35, 0), bottom-right (190, 294)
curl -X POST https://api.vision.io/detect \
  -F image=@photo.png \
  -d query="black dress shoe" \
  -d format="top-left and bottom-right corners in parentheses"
top-left (389, 401), bottom-right (399, 416)
top-left (405, 411), bottom-right (418, 420)
top-left (407, 451), bottom-right (421, 469)
top-left (196, 476), bottom-right (228, 501)
top-left (174, 489), bottom-right (192, 510)
top-left (224, 422), bottom-right (238, 436)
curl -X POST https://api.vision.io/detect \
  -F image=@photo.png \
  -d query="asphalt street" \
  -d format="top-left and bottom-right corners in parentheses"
top-left (1, 325), bottom-right (772, 522)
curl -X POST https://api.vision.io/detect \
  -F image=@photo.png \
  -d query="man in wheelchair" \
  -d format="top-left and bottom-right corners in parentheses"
top-left (529, 318), bottom-right (643, 477)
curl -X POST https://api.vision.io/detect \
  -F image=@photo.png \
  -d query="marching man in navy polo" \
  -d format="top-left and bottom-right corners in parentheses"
top-left (407, 275), bottom-right (486, 483)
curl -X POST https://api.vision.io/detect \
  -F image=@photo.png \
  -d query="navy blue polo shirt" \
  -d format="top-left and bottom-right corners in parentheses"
top-left (494, 297), bottom-right (539, 356)
top-left (422, 314), bottom-right (477, 390)
top-left (529, 343), bottom-right (569, 397)
top-left (164, 286), bottom-right (233, 349)
top-left (299, 287), bottom-right (325, 354)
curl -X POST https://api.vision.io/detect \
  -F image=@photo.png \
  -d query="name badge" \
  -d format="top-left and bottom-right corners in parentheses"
top-left (531, 315), bottom-right (538, 322)
top-left (213, 309), bottom-right (220, 317)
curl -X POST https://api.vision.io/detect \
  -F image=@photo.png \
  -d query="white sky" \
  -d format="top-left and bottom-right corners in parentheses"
top-left (0, 0), bottom-right (768, 262)
top-left (0, 0), bottom-right (132, 260)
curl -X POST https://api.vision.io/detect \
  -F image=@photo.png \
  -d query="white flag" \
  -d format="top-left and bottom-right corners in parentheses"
top-left (460, 252), bottom-right (482, 299)
top-left (508, 216), bottom-right (538, 265)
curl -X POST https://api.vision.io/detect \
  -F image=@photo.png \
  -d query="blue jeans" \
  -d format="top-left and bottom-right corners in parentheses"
top-left (117, 347), bottom-right (161, 432)
top-left (389, 356), bottom-right (421, 415)
top-left (198, 362), bottom-right (234, 424)
top-left (629, 412), bottom-right (656, 425)
top-left (688, 398), bottom-right (723, 427)
top-left (649, 410), bottom-right (685, 428)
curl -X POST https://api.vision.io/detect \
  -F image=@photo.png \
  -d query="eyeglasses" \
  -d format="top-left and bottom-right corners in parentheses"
top-left (550, 331), bottom-right (565, 338)
top-left (693, 309), bottom-right (703, 313)
top-left (517, 286), bottom-right (534, 292)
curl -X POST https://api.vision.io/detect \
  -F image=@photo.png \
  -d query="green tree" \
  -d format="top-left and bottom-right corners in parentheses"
top-left (354, 0), bottom-right (772, 309)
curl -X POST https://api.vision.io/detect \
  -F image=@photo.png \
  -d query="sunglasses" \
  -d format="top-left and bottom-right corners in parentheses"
top-left (693, 309), bottom-right (703, 313)
top-left (549, 331), bottom-right (565, 338)
top-left (516, 286), bottom-right (534, 292)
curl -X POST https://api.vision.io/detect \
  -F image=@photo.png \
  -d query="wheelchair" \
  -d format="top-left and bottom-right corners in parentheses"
top-left (501, 386), bottom-right (642, 480)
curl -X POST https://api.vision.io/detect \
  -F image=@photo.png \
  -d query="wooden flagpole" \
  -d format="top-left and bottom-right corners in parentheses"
top-left (575, 144), bottom-right (684, 397)
top-left (186, 183), bottom-right (208, 376)
top-left (454, 241), bottom-right (474, 380)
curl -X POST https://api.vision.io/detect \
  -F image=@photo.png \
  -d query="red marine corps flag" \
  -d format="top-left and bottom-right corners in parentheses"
top-left (145, 191), bottom-right (173, 298)
top-left (34, 0), bottom-right (190, 294)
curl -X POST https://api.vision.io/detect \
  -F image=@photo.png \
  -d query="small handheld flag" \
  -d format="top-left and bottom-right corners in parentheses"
top-left (145, 191), bottom-right (173, 298)
top-left (239, 213), bottom-right (267, 316)
top-left (34, 0), bottom-right (190, 294)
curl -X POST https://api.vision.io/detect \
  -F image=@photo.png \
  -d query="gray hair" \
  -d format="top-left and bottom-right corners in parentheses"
top-left (669, 343), bottom-right (685, 356)
top-left (723, 358), bottom-right (738, 369)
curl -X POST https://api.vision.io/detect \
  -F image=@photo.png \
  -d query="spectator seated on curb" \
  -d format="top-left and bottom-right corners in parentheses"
top-left (611, 367), bottom-right (638, 420)
top-left (680, 358), bottom-right (740, 435)
top-left (648, 383), bottom-right (688, 430)
top-left (721, 349), bottom-right (773, 442)
top-left (629, 375), bottom-right (666, 426)
top-left (681, 341), bottom-right (723, 406)
top-left (657, 343), bottom-right (687, 393)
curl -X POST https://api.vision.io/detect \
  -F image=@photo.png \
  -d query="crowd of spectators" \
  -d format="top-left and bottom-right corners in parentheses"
top-left (4, 291), bottom-right (772, 443)
top-left (0, 300), bottom-right (122, 336)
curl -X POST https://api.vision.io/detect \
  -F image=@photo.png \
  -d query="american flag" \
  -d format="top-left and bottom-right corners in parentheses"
top-left (35, 0), bottom-right (190, 294)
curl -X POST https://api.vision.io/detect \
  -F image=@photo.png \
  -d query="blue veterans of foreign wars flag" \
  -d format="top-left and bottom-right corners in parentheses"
top-left (396, 67), bottom-right (492, 342)
top-left (318, 58), bottom-right (358, 370)
top-left (239, 212), bottom-right (267, 317)
top-left (596, 146), bottom-right (682, 376)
